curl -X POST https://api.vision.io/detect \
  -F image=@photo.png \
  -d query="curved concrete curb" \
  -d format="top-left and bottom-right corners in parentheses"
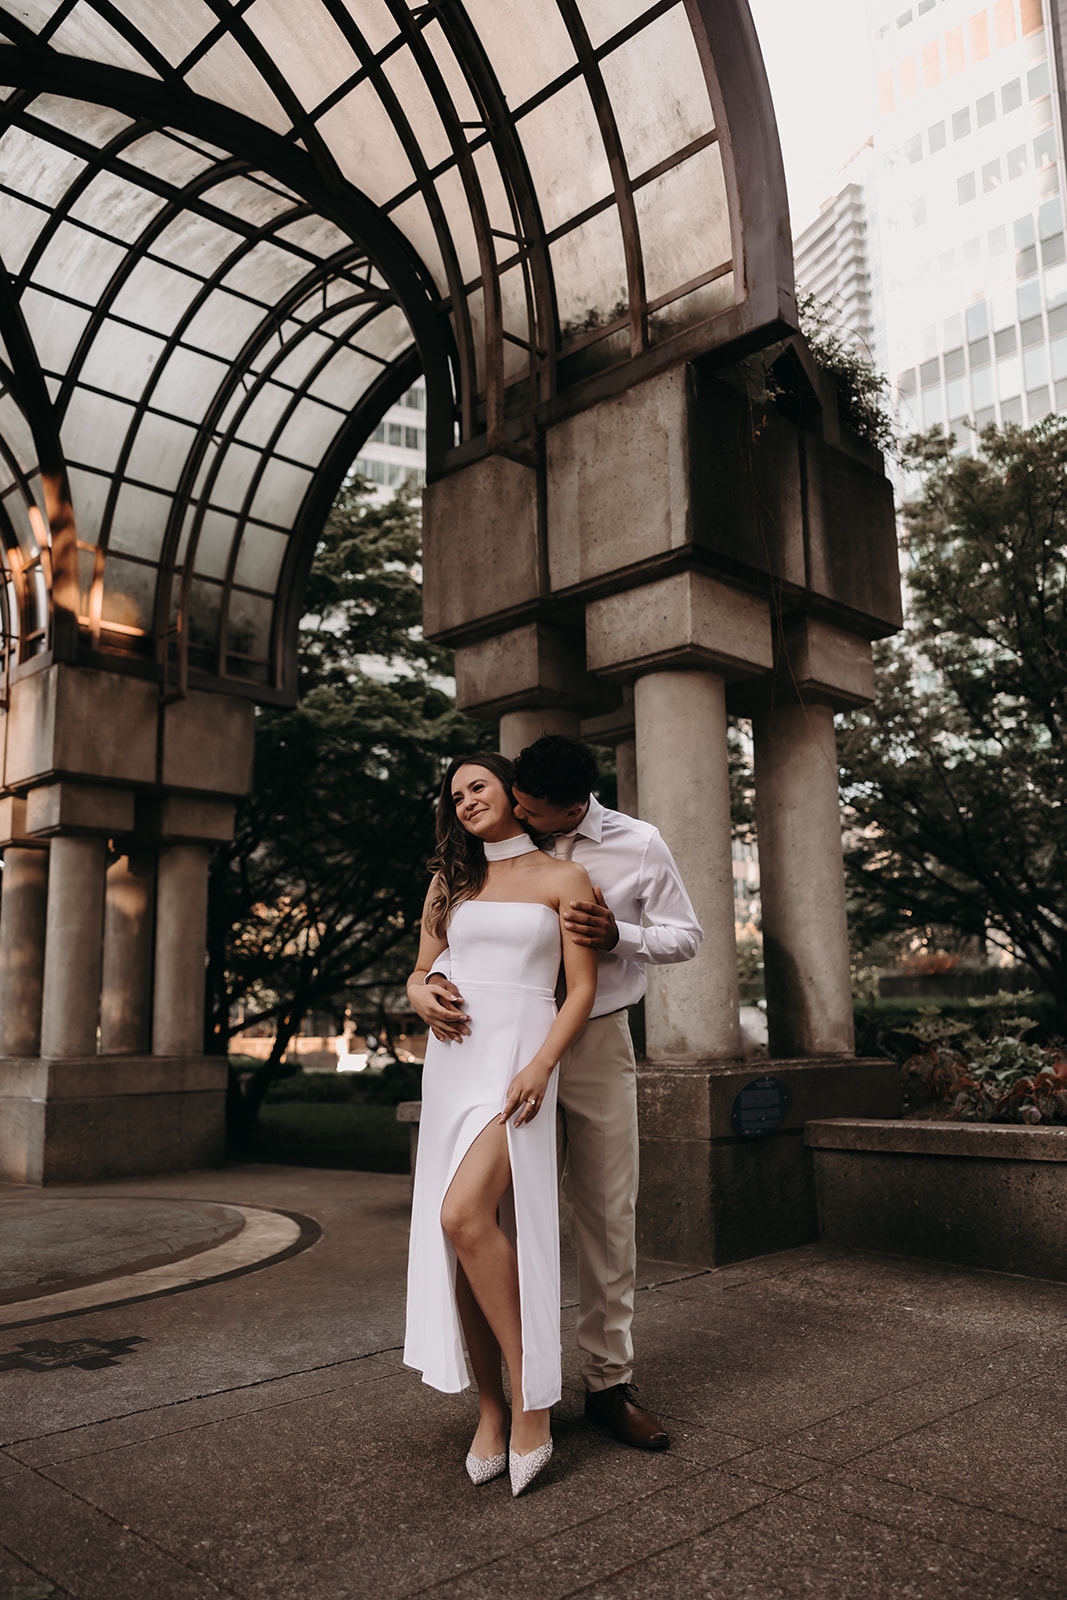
top-left (0, 1204), bottom-right (318, 1330)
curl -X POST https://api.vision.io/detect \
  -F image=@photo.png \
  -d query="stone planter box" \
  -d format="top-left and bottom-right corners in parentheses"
top-left (807, 1118), bottom-right (1067, 1282)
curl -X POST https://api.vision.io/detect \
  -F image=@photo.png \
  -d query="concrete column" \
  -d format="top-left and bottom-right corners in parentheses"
top-left (0, 846), bottom-right (49, 1055)
top-left (615, 737), bottom-right (638, 818)
top-left (100, 852), bottom-right (156, 1054)
top-left (39, 836), bottom-right (107, 1058)
top-left (499, 707), bottom-right (581, 760)
top-left (751, 700), bottom-right (854, 1055)
top-left (153, 844), bottom-right (210, 1055)
top-left (634, 670), bottom-right (742, 1061)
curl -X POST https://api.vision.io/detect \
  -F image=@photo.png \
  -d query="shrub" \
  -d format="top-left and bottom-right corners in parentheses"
top-left (898, 992), bottom-right (1067, 1124)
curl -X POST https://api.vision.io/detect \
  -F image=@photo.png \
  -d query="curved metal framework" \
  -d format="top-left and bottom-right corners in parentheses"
top-left (0, 0), bottom-right (794, 700)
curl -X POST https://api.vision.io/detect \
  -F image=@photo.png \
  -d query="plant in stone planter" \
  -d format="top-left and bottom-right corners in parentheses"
top-left (900, 993), bottom-right (1067, 1123)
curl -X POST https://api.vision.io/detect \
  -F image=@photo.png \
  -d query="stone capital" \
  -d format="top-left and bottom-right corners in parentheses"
top-left (585, 571), bottom-right (773, 681)
top-left (138, 794), bottom-right (237, 845)
top-left (453, 621), bottom-right (617, 719)
top-left (25, 782), bottom-right (135, 838)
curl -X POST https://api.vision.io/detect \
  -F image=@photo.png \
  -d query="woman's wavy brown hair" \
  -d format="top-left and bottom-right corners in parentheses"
top-left (424, 752), bottom-right (525, 936)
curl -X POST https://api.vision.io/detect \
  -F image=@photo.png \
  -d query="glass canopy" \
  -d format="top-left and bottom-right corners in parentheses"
top-left (0, 0), bottom-right (793, 699)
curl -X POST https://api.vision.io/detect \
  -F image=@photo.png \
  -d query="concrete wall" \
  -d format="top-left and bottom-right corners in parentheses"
top-left (809, 1119), bottom-right (1067, 1282)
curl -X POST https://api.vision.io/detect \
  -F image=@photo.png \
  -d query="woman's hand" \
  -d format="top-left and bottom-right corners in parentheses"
top-left (499, 1061), bottom-right (553, 1128)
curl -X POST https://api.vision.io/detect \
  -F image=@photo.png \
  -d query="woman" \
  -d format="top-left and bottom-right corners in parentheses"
top-left (404, 753), bottom-right (598, 1496)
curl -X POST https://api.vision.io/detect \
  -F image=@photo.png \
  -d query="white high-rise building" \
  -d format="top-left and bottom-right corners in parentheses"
top-left (352, 377), bottom-right (427, 500)
top-left (869, 0), bottom-right (1064, 440)
top-left (793, 140), bottom-right (884, 371)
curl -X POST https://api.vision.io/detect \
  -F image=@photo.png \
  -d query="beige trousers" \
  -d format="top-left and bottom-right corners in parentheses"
top-left (557, 1009), bottom-right (639, 1392)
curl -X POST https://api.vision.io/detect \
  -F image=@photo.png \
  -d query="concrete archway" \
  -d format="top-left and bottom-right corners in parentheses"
top-left (0, 4), bottom-right (899, 1262)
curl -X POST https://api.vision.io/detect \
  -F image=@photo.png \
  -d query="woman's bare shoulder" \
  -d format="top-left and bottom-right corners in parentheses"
top-left (552, 860), bottom-right (594, 896)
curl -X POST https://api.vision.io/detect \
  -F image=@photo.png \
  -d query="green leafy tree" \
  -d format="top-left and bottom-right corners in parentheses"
top-left (207, 479), bottom-right (490, 1139)
top-left (838, 420), bottom-right (1067, 1028)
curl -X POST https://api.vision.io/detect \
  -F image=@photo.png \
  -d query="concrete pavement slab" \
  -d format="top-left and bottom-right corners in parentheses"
top-left (851, 1377), bottom-right (1067, 1535)
top-left (794, 1467), bottom-right (1066, 1585)
top-left (574, 1489), bottom-right (1062, 1599)
top-left (778, 1342), bottom-right (1049, 1464)
top-left (1, 1165), bottom-right (1065, 1598)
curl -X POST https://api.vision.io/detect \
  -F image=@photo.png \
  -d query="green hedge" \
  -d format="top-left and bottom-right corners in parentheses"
top-left (854, 992), bottom-right (1062, 1064)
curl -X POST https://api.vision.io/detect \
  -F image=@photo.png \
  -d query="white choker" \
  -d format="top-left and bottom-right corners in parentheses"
top-left (483, 834), bottom-right (539, 861)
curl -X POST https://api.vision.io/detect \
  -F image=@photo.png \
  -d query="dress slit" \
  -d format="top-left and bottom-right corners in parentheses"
top-left (404, 902), bottom-right (563, 1411)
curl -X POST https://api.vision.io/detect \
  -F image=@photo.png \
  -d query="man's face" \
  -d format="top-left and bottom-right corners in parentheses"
top-left (511, 787), bottom-right (586, 837)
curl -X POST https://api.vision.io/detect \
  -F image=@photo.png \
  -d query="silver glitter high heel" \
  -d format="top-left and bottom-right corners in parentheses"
top-left (509, 1436), bottom-right (552, 1497)
top-left (465, 1448), bottom-right (507, 1485)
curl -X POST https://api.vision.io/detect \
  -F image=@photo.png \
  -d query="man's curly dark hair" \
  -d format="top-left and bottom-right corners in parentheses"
top-left (512, 734), bottom-right (599, 807)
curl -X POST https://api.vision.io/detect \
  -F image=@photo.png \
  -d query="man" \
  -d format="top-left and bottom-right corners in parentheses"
top-left (411, 734), bottom-right (702, 1450)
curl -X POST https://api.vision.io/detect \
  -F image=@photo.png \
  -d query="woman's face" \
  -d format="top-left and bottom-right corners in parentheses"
top-left (450, 764), bottom-right (514, 839)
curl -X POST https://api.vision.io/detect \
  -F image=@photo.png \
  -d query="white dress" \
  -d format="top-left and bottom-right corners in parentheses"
top-left (403, 897), bottom-right (562, 1410)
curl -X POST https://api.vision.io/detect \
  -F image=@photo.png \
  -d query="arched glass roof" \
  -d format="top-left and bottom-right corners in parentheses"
top-left (0, 0), bottom-right (794, 700)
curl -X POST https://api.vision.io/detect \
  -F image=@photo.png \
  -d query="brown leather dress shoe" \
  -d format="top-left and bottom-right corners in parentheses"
top-left (584, 1383), bottom-right (670, 1449)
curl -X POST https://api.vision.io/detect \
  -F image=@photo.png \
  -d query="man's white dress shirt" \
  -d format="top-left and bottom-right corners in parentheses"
top-left (549, 795), bottom-right (703, 1018)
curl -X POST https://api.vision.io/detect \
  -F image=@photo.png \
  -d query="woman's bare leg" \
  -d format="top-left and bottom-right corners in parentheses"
top-left (455, 1264), bottom-right (507, 1458)
top-left (442, 1121), bottom-right (551, 1456)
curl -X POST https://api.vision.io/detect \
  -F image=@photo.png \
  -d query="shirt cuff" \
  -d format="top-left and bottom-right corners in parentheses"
top-left (611, 921), bottom-right (644, 959)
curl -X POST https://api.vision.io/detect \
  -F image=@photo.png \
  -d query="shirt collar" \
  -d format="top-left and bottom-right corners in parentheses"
top-left (575, 793), bottom-right (604, 844)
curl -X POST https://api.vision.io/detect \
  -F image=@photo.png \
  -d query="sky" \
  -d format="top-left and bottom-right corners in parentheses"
top-left (746, 0), bottom-right (876, 234)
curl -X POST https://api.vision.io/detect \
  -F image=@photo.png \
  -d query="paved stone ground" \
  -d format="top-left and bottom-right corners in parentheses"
top-left (0, 1165), bottom-right (1064, 1599)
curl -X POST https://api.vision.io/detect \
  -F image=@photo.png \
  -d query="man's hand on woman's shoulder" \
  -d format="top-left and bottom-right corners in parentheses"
top-left (562, 886), bottom-right (619, 951)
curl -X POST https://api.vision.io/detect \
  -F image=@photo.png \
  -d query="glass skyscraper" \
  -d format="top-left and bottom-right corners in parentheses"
top-left (870, 0), bottom-right (1064, 441)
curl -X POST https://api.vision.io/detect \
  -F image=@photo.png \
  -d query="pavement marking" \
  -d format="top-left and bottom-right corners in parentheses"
top-left (0, 1205), bottom-right (309, 1330)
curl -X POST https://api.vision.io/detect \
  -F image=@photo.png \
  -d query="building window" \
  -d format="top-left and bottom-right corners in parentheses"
top-left (966, 302), bottom-right (989, 342)
top-left (1027, 61), bottom-right (1051, 101)
top-left (994, 326), bottom-right (1017, 358)
top-left (1017, 244), bottom-right (1038, 278)
top-left (968, 336), bottom-right (991, 366)
top-left (1007, 145), bottom-right (1028, 180)
top-left (957, 172), bottom-right (977, 204)
top-left (1018, 279), bottom-right (1042, 318)
top-left (1020, 314), bottom-right (1045, 348)
top-left (972, 367), bottom-right (994, 407)
top-left (952, 107), bottom-right (971, 141)
top-left (1024, 346), bottom-right (1048, 388)
top-left (1047, 264), bottom-right (1067, 307)
top-left (928, 119), bottom-right (947, 153)
top-left (1042, 233), bottom-right (1066, 267)
top-left (976, 92), bottom-right (996, 128)
top-left (944, 346), bottom-right (965, 378)
top-left (997, 355), bottom-right (1022, 398)
top-left (388, 422), bottom-right (403, 446)
top-left (1001, 396), bottom-right (1023, 423)
top-left (1002, 78), bottom-right (1023, 115)
top-left (919, 356), bottom-right (941, 387)
top-left (1026, 385), bottom-right (1051, 418)
top-left (905, 133), bottom-right (922, 164)
top-left (1039, 197), bottom-right (1063, 237)
top-left (372, 422), bottom-right (386, 443)
top-left (1034, 130), bottom-right (1057, 171)
top-left (982, 159), bottom-right (1002, 193)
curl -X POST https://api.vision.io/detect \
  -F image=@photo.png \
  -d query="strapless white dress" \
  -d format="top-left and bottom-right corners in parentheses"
top-left (403, 899), bottom-right (562, 1410)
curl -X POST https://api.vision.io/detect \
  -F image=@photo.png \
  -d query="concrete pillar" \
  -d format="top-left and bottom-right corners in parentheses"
top-left (100, 852), bottom-right (156, 1054)
top-left (615, 737), bottom-right (638, 818)
top-left (499, 707), bottom-right (581, 760)
top-left (751, 700), bottom-right (854, 1055)
top-left (0, 846), bottom-right (49, 1055)
top-left (39, 836), bottom-right (107, 1058)
top-left (634, 670), bottom-right (742, 1061)
top-left (153, 844), bottom-right (210, 1055)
